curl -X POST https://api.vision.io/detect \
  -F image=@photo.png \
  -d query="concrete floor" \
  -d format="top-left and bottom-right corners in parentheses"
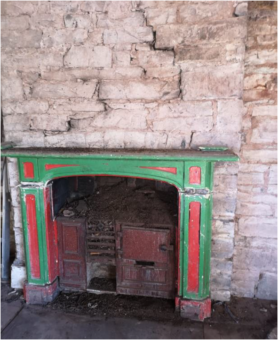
top-left (1, 284), bottom-right (277, 339)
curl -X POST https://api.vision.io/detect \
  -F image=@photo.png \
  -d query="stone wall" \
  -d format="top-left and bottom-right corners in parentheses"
top-left (1, 1), bottom-right (277, 300)
top-left (232, 1), bottom-right (277, 300)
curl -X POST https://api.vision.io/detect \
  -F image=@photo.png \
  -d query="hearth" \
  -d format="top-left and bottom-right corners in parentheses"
top-left (1, 147), bottom-right (238, 321)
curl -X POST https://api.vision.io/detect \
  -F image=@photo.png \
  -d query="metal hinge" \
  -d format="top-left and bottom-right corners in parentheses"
top-left (183, 188), bottom-right (210, 195)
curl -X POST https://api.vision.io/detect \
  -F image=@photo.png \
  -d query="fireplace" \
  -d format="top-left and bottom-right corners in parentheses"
top-left (2, 147), bottom-right (238, 321)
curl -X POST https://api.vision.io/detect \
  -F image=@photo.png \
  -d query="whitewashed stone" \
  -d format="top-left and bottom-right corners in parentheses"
top-left (2, 1), bottom-right (35, 16)
top-left (256, 273), bottom-right (278, 300)
top-left (86, 29), bottom-right (104, 45)
top-left (251, 117), bottom-right (277, 143)
top-left (234, 2), bottom-right (248, 17)
top-left (237, 202), bottom-right (273, 216)
top-left (145, 7), bottom-right (177, 27)
top-left (252, 105), bottom-right (277, 117)
top-left (7, 158), bottom-right (20, 188)
top-left (231, 269), bottom-right (260, 298)
top-left (97, 11), bottom-right (145, 28)
top-left (32, 80), bottom-right (98, 99)
top-left (237, 171), bottom-right (265, 185)
top-left (113, 51), bottom-right (131, 67)
top-left (213, 174), bottom-right (238, 194)
top-left (156, 18), bottom-right (247, 48)
top-left (211, 238), bottom-right (234, 259)
top-left (1, 15), bottom-right (29, 30)
top-left (152, 116), bottom-right (213, 133)
top-left (192, 132), bottom-right (241, 152)
top-left (11, 263), bottom-right (26, 289)
top-left (216, 100), bottom-right (243, 133)
top-left (238, 217), bottom-right (277, 238)
top-left (3, 115), bottom-right (29, 131)
top-left (41, 28), bottom-right (88, 48)
top-left (2, 100), bottom-right (49, 115)
top-left (30, 115), bottom-right (69, 131)
top-left (103, 27), bottom-right (153, 44)
top-left (182, 64), bottom-right (243, 100)
top-left (44, 132), bottom-right (86, 147)
top-left (64, 14), bottom-right (91, 28)
top-left (85, 132), bottom-right (105, 148)
top-left (80, 1), bottom-right (106, 12)
top-left (2, 30), bottom-right (42, 49)
top-left (245, 49), bottom-right (277, 66)
top-left (48, 99), bottom-right (105, 113)
top-left (213, 194), bottom-right (237, 218)
top-left (71, 109), bottom-right (148, 131)
top-left (211, 290), bottom-right (231, 301)
top-left (30, 14), bottom-right (64, 29)
top-left (99, 80), bottom-right (180, 101)
top-left (145, 67), bottom-right (180, 79)
top-left (212, 220), bottom-right (235, 238)
top-left (64, 45), bottom-right (112, 68)
top-left (131, 51), bottom-right (174, 67)
top-left (242, 149), bottom-right (277, 163)
top-left (4, 131), bottom-right (45, 147)
top-left (269, 165), bottom-right (277, 185)
top-left (233, 248), bottom-right (277, 272)
top-left (1, 76), bottom-right (24, 101)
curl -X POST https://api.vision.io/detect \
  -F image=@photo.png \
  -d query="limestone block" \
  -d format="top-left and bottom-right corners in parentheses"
top-left (131, 50), bottom-right (174, 68)
top-left (234, 2), bottom-right (248, 17)
top-left (251, 117), bottom-right (277, 144)
top-left (211, 238), bottom-right (234, 259)
top-left (3, 114), bottom-right (29, 131)
top-left (269, 165), bottom-right (277, 185)
top-left (145, 67), bottom-right (180, 80)
top-left (191, 131), bottom-right (241, 152)
top-left (238, 217), bottom-right (277, 238)
top-left (48, 99), bottom-right (105, 114)
top-left (86, 29), bottom-right (104, 45)
top-left (71, 109), bottom-right (148, 131)
top-left (237, 192), bottom-right (277, 206)
top-left (210, 271), bottom-right (232, 291)
top-left (214, 162), bottom-right (239, 175)
top-left (256, 273), bottom-right (278, 300)
top-left (50, 1), bottom-right (79, 14)
top-left (103, 27), bottom-right (153, 44)
top-left (231, 269), bottom-right (260, 298)
top-left (178, 1), bottom-right (235, 24)
top-left (1, 76), bottom-right (23, 101)
top-left (244, 74), bottom-right (276, 91)
top-left (11, 206), bottom-right (22, 230)
top-left (235, 235), bottom-right (277, 250)
top-left (2, 1), bottom-right (35, 16)
top-left (2, 49), bottom-right (64, 71)
top-left (237, 201), bottom-right (273, 216)
top-left (182, 64), bottom-right (243, 100)
top-left (216, 100), bottom-right (243, 133)
top-left (252, 105), bottom-right (277, 117)
top-left (242, 148), bottom-right (277, 164)
top-left (1, 15), bottom-right (30, 30)
top-left (213, 174), bottom-right (238, 194)
top-left (145, 7), bottom-right (177, 27)
top-left (212, 220), bottom-right (235, 238)
top-left (237, 171), bottom-right (265, 185)
top-left (80, 1), bottom-right (106, 13)
top-left (248, 17), bottom-right (277, 36)
top-left (97, 11), bottom-right (145, 27)
top-left (2, 100), bottom-right (49, 115)
top-left (213, 194), bottom-right (237, 218)
top-left (4, 131), bottom-right (45, 147)
top-left (85, 131), bottom-right (105, 148)
top-left (64, 45), bottom-right (112, 68)
top-left (41, 28), bottom-right (88, 48)
top-left (233, 248), bottom-right (277, 272)
top-left (44, 132), bottom-right (86, 147)
top-left (32, 80), bottom-right (98, 99)
top-left (152, 116), bottom-right (213, 133)
top-left (30, 14), bottom-right (65, 29)
top-left (99, 80), bottom-right (180, 101)
top-left (164, 133), bottom-right (190, 149)
top-left (145, 132), bottom-right (168, 149)
top-left (64, 14), bottom-right (91, 28)
top-left (30, 115), bottom-right (69, 132)
top-left (245, 49), bottom-right (277, 66)
top-left (7, 158), bottom-right (20, 188)
top-left (210, 290), bottom-right (231, 301)
top-left (113, 51), bottom-right (131, 67)
top-left (2, 30), bottom-right (42, 49)
top-left (103, 130), bottom-right (125, 148)
top-left (210, 258), bottom-right (233, 274)
top-left (156, 18), bottom-right (247, 48)
top-left (239, 163), bottom-right (269, 173)
top-left (11, 263), bottom-right (26, 289)
top-left (267, 185), bottom-right (277, 195)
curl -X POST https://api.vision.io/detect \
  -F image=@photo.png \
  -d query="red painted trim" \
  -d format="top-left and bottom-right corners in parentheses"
top-left (23, 162), bottom-right (34, 179)
top-left (26, 194), bottom-right (41, 279)
top-left (188, 202), bottom-right (201, 293)
top-left (140, 166), bottom-right (177, 174)
top-left (189, 167), bottom-right (201, 185)
top-left (45, 164), bottom-right (80, 170)
top-left (44, 187), bottom-right (59, 282)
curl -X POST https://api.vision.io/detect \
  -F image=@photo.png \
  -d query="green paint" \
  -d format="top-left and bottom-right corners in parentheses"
top-left (4, 147), bottom-right (237, 298)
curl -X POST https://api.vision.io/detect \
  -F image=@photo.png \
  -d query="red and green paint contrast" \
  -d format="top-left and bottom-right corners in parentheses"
top-left (2, 148), bottom-right (238, 320)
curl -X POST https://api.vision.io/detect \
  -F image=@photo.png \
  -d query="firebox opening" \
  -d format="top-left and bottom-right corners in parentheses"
top-left (51, 176), bottom-right (178, 299)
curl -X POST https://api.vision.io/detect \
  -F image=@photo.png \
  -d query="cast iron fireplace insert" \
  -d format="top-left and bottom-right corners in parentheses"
top-left (1, 146), bottom-right (238, 321)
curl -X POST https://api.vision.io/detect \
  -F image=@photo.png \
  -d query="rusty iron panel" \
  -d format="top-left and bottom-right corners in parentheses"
top-left (116, 223), bottom-right (175, 299)
top-left (57, 217), bottom-right (87, 290)
top-left (122, 227), bottom-right (170, 263)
